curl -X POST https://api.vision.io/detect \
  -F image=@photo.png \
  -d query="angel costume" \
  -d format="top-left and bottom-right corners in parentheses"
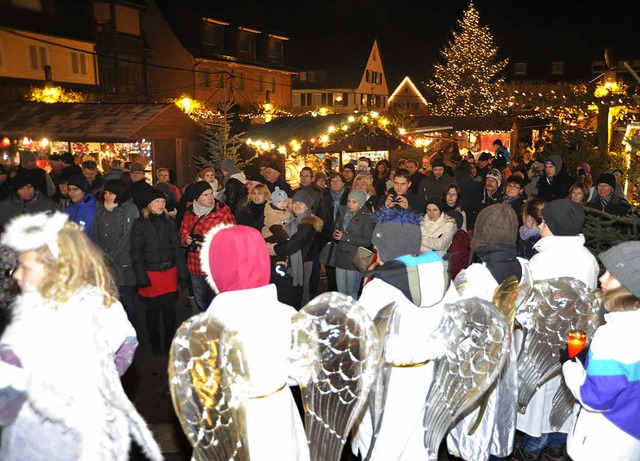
top-left (169, 224), bottom-right (309, 461)
top-left (0, 288), bottom-right (161, 461)
top-left (351, 251), bottom-right (455, 460)
top-left (446, 260), bottom-right (524, 461)
top-left (0, 212), bottom-right (161, 461)
top-left (516, 234), bottom-right (598, 438)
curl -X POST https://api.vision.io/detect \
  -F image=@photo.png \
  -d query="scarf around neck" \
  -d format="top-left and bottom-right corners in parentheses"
top-left (284, 209), bottom-right (312, 286)
top-left (193, 200), bottom-right (213, 217)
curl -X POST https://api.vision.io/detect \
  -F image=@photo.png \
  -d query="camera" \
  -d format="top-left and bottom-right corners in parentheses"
top-left (389, 194), bottom-right (401, 203)
top-left (186, 232), bottom-right (204, 252)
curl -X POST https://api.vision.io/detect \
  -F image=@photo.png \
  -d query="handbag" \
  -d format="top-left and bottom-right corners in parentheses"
top-left (352, 246), bottom-right (375, 272)
top-left (319, 242), bottom-right (334, 265)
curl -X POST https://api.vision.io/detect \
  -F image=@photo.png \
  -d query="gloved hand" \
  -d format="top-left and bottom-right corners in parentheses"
top-left (559, 344), bottom-right (589, 364)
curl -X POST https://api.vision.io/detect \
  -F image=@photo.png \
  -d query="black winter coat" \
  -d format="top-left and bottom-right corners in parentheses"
top-left (130, 212), bottom-right (188, 287)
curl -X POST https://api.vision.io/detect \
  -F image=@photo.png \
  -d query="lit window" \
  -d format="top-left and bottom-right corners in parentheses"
top-left (28, 45), bottom-right (48, 71)
top-left (12, 0), bottom-right (42, 11)
top-left (70, 52), bottom-right (87, 76)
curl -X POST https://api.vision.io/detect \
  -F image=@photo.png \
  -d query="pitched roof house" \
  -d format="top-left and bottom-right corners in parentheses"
top-left (290, 38), bottom-right (389, 114)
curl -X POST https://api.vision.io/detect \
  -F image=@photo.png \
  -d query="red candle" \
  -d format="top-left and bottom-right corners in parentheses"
top-left (568, 330), bottom-right (587, 359)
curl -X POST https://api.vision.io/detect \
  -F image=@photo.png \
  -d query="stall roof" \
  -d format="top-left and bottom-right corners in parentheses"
top-left (0, 102), bottom-right (206, 142)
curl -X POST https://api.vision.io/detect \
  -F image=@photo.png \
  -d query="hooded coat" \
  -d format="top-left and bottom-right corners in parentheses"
top-left (535, 155), bottom-right (574, 202)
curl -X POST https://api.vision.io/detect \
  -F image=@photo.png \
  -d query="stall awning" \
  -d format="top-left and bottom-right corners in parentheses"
top-left (0, 102), bottom-right (206, 142)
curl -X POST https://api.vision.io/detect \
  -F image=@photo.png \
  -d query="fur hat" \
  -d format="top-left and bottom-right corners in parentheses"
top-left (189, 181), bottom-right (213, 202)
top-left (200, 224), bottom-right (270, 294)
top-left (541, 198), bottom-right (585, 236)
top-left (348, 190), bottom-right (367, 207)
top-left (292, 189), bottom-right (314, 209)
top-left (470, 204), bottom-right (518, 262)
top-left (271, 186), bottom-right (288, 206)
top-left (371, 208), bottom-right (422, 262)
top-left (430, 157), bottom-right (445, 168)
top-left (67, 175), bottom-right (90, 193)
top-left (221, 158), bottom-right (241, 176)
top-left (478, 152), bottom-right (492, 162)
top-left (486, 168), bottom-right (502, 187)
top-left (599, 241), bottom-right (640, 299)
top-left (146, 188), bottom-right (166, 205)
top-left (1, 211), bottom-right (68, 258)
top-left (595, 173), bottom-right (616, 189)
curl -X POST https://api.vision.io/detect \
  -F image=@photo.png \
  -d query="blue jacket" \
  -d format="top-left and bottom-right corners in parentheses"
top-left (64, 193), bottom-right (97, 236)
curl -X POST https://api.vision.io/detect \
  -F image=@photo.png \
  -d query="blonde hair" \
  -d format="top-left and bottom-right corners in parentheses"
top-left (353, 173), bottom-right (376, 195)
top-left (602, 285), bottom-right (640, 312)
top-left (244, 183), bottom-right (271, 206)
top-left (36, 221), bottom-right (117, 307)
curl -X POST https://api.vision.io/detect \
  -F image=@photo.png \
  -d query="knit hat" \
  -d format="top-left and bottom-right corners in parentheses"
top-left (486, 168), bottom-right (502, 187)
top-left (271, 186), bottom-right (288, 206)
top-left (493, 139), bottom-right (503, 146)
top-left (541, 198), bottom-right (585, 236)
top-left (146, 188), bottom-right (166, 205)
top-left (478, 152), bottom-right (492, 162)
top-left (221, 158), bottom-right (241, 176)
top-left (371, 207), bottom-right (422, 262)
top-left (67, 174), bottom-right (89, 193)
top-left (189, 181), bottom-right (213, 201)
top-left (470, 203), bottom-right (518, 262)
top-left (348, 189), bottom-right (367, 207)
top-left (426, 197), bottom-right (446, 212)
top-left (599, 241), bottom-right (640, 299)
top-left (544, 155), bottom-right (563, 174)
top-left (265, 162), bottom-right (280, 174)
top-left (10, 171), bottom-right (33, 190)
top-left (431, 157), bottom-right (445, 168)
top-left (200, 224), bottom-right (270, 294)
top-left (596, 172), bottom-right (616, 189)
top-left (292, 189), bottom-right (314, 209)
top-left (577, 162), bottom-right (591, 176)
top-left (60, 152), bottom-right (75, 164)
top-left (342, 163), bottom-right (355, 173)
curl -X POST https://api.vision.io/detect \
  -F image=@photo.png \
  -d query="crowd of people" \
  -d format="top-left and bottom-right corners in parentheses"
top-left (0, 142), bottom-right (638, 461)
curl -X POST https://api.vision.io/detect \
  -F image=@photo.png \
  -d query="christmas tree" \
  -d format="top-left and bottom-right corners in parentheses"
top-left (196, 101), bottom-right (247, 175)
top-left (427, 1), bottom-right (507, 116)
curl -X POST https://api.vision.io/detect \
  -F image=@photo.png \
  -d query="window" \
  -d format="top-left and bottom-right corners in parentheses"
top-left (255, 74), bottom-right (263, 91)
top-left (233, 71), bottom-right (244, 90)
top-left (203, 23), bottom-right (224, 49)
top-left (268, 38), bottom-right (283, 62)
top-left (269, 76), bottom-right (276, 92)
top-left (293, 93), bottom-right (302, 106)
top-left (28, 45), bottom-right (47, 71)
top-left (307, 71), bottom-right (315, 82)
top-left (201, 69), bottom-right (211, 88)
top-left (70, 52), bottom-right (87, 76)
top-left (373, 50), bottom-right (377, 61)
top-left (0, 39), bottom-right (4, 68)
top-left (366, 70), bottom-right (370, 83)
top-left (238, 30), bottom-right (256, 59)
top-left (217, 73), bottom-right (225, 89)
top-left (115, 5), bottom-right (140, 35)
top-left (94, 2), bottom-right (110, 22)
top-left (514, 62), bottom-right (527, 75)
top-left (550, 61), bottom-right (564, 75)
top-left (591, 61), bottom-right (605, 73)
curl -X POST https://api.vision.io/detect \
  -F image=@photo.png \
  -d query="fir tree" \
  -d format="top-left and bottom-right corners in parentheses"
top-left (427, 1), bottom-right (507, 116)
top-left (196, 101), bottom-right (247, 174)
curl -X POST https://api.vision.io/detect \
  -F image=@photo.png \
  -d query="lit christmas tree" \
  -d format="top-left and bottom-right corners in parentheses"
top-left (197, 101), bottom-right (247, 173)
top-left (427, 1), bottom-right (508, 116)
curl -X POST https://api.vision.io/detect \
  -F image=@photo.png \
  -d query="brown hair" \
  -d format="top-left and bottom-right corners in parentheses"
top-left (522, 198), bottom-right (546, 225)
top-left (602, 285), bottom-right (640, 312)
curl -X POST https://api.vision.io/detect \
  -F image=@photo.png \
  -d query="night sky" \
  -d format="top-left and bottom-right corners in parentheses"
top-left (206, 0), bottom-right (640, 87)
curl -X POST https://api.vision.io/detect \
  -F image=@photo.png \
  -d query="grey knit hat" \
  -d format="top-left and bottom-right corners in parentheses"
top-left (348, 190), bottom-right (367, 208)
top-left (271, 186), bottom-right (288, 206)
top-left (371, 208), bottom-right (422, 262)
top-left (599, 241), bottom-right (640, 299)
top-left (470, 203), bottom-right (518, 263)
top-left (221, 158), bottom-right (241, 176)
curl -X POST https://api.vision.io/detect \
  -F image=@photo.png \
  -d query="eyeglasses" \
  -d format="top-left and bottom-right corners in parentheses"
top-left (506, 183), bottom-right (522, 189)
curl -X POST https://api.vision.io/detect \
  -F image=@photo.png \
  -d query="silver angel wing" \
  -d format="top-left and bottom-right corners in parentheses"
top-left (362, 302), bottom-right (399, 461)
top-left (289, 292), bottom-right (382, 461)
top-left (423, 298), bottom-right (510, 461)
top-left (549, 382), bottom-right (576, 430)
top-left (168, 312), bottom-right (251, 461)
top-left (515, 277), bottom-right (600, 414)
